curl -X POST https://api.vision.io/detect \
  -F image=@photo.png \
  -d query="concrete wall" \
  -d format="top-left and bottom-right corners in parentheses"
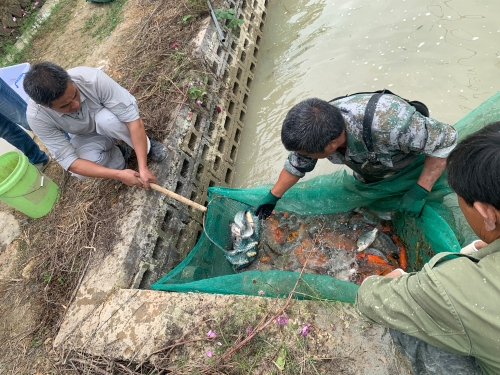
top-left (54, 0), bottom-right (270, 342)
top-left (131, 0), bottom-right (268, 289)
top-left (54, 0), bottom-right (271, 350)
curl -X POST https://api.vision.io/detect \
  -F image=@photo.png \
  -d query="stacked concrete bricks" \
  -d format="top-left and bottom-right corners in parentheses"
top-left (189, 0), bottom-right (269, 198)
top-left (134, 0), bottom-right (268, 288)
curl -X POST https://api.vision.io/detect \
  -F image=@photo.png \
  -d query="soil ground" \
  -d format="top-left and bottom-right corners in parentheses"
top-left (0, 0), bottom-right (216, 373)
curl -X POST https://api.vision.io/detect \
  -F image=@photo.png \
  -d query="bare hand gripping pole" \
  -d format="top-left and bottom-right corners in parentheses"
top-left (137, 178), bottom-right (207, 212)
top-left (207, 0), bottom-right (226, 43)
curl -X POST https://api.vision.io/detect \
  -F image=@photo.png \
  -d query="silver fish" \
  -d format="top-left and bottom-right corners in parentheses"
top-left (372, 231), bottom-right (399, 256)
top-left (231, 223), bottom-right (242, 247)
top-left (226, 211), bottom-right (260, 269)
top-left (225, 241), bottom-right (259, 269)
top-left (354, 207), bottom-right (393, 225)
top-left (233, 210), bottom-right (246, 227)
top-left (232, 210), bottom-right (255, 239)
top-left (357, 228), bottom-right (378, 252)
top-left (241, 211), bottom-right (255, 238)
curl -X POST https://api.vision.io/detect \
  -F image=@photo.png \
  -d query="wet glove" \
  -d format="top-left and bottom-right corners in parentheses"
top-left (255, 191), bottom-right (280, 220)
top-left (399, 184), bottom-right (429, 218)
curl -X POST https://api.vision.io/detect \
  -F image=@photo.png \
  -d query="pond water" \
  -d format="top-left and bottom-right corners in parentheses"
top-left (232, 0), bottom-right (500, 188)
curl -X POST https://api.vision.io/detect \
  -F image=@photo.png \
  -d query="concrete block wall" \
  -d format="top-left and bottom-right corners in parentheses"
top-left (129, 0), bottom-right (269, 289)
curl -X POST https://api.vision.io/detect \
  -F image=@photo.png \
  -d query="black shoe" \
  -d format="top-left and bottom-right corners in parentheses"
top-left (117, 144), bottom-right (133, 169)
top-left (148, 139), bottom-right (168, 162)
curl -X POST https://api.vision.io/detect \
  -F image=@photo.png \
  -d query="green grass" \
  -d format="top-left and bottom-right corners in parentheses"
top-left (89, 0), bottom-right (127, 40)
top-left (0, 0), bottom-right (47, 66)
top-left (0, 0), bottom-right (128, 67)
top-left (82, 13), bottom-right (104, 32)
top-left (0, 0), bottom-right (75, 67)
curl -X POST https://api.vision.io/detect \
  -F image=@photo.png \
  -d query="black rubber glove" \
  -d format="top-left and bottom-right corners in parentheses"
top-left (255, 191), bottom-right (280, 220)
top-left (399, 184), bottom-right (430, 218)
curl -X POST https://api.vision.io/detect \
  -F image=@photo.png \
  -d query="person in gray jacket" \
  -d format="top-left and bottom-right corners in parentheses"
top-left (23, 61), bottom-right (167, 189)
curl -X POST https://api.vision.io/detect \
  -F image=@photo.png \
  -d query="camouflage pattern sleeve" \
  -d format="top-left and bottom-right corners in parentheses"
top-left (284, 152), bottom-right (318, 178)
top-left (396, 111), bottom-right (457, 158)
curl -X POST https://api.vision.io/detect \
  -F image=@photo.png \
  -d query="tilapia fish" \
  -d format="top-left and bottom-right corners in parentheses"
top-left (225, 210), bottom-right (260, 269)
top-left (356, 228), bottom-right (378, 252)
top-left (243, 209), bottom-right (407, 285)
top-left (354, 207), bottom-right (393, 225)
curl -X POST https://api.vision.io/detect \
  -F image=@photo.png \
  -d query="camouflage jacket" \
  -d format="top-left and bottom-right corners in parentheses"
top-left (284, 94), bottom-right (457, 180)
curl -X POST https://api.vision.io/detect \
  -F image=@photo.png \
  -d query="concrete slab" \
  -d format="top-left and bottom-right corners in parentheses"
top-left (0, 211), bottom-right (20, 251)
top-left (55, 288), bottom-right (411, 374)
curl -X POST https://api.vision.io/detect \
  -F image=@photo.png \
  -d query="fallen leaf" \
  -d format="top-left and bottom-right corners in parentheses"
top-left (274, 346), bottom-right (286, 371)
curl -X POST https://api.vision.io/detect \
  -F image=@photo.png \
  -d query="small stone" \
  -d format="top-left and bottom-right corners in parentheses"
top-left (22, 258), bottom-right (38, 279)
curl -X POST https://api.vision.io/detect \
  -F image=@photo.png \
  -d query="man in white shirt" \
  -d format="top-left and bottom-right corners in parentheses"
top-left (23, 62), bottom-right (167, 189)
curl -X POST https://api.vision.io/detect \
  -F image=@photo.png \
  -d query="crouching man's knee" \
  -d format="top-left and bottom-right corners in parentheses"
top-left (69, 134), bottom-right (125, 178)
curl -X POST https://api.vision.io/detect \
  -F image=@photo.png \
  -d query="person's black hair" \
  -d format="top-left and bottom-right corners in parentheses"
top-left (447, 121), bottom-right (500, 209)
top-left (23, 62), bottom-right (72, 106)
top-left (281, 98), bottom-right (345, 154)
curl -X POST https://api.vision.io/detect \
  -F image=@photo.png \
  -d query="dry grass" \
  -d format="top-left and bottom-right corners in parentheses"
top-left (0, 163), bottom-right (124, 374)
top-left (117, 0), bottom-right (224, 141)
top-left (0, 0), bottom-right (227, 373)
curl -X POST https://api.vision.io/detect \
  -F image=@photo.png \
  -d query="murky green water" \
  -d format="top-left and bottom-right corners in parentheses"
top-left (232, 0), bottom-right (500, 188)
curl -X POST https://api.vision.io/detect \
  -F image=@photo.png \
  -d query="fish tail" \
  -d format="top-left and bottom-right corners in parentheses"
top-left (399, 245), bottom-right (408, 271)
top-left (391, 234), bottom-right (408, 271)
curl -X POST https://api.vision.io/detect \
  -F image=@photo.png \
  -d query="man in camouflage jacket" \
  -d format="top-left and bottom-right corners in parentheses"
top-left (255, 94), bottom-right (457, 219)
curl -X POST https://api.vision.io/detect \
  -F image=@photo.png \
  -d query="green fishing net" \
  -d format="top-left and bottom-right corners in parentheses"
top-left (152, 91), bottom-right (500, 303)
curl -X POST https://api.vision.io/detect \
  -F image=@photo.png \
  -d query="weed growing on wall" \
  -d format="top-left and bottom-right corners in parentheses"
top-left (214, 8), bottom-right (244, 30)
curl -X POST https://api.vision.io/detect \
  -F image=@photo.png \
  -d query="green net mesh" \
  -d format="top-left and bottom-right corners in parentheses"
top-left (152, 91), bottom-right (500, 303)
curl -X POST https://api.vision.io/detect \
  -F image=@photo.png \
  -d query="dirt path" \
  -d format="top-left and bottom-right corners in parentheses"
top-left (0, 0), bottom-right (212, 373)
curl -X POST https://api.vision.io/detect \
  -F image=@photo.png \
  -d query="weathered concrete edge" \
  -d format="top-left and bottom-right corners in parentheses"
top-left (54, 288), bottom-right (410, 375)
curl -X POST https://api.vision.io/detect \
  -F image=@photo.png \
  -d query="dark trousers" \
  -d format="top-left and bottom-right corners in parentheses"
top-left (0, 77), bottom-right (48, 165)
top-left (0, 113), bottom-right (48, 165)
top-left (390, 329), bottom-right (483, 375)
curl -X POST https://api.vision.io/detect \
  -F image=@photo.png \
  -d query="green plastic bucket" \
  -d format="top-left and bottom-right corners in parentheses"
top-left (0, 152), bottom-right (59, 218)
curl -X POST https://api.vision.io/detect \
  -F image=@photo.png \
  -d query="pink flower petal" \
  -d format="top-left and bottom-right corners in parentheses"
top-left (258, 290), bottom-right (264, 296)
top-left (300, 323), bottom-right (311, 336)
top-left (13, 17), bottom-right (16, 22)
top-left (207, 330), bottom-right (216, 338)
top-left (172, 42), bottom-right (179, 47)
top-left (2, 26), bottom-right (6, 30)
top-left (216, 342), bottom-right (222, 346)
top-left (276, 314), bottom-right (289, 326)
top-left (206, 350), bottom-right (212, 357)
top-left (246, 327), bottom-right (252, 334)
